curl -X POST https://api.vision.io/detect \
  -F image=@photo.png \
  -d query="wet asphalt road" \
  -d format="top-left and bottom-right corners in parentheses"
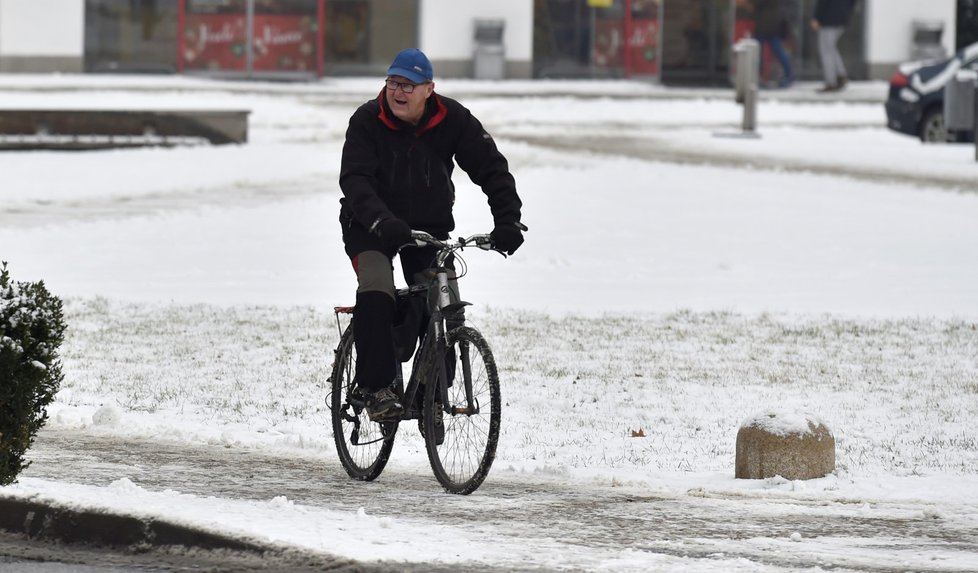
top-left (5, 430), bottom-right (978, 572)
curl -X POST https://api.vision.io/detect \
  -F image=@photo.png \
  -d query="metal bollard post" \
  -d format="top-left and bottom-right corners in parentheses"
top-left (734, 39), bottom-right (760, 134)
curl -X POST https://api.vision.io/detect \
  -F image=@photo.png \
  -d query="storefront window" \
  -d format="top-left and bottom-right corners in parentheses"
top-left (84, 0), bottom-right (418, 78)
top-left (658, 0), bottom-right (732, 85)
top-left (593, 1), bottom-right (626, 73)
top-left (534, 0), bottom-right (660, 78)
top-left (85, 0), bottom-right (179, 73)
top-left (323, 0), bottom-right (419, 76)
top-left (535, 0), bottom-right (597, 77)
top-left (325, 0), bottom-right (370, 70)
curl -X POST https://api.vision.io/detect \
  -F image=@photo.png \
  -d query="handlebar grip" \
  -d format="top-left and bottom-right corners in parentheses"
top-left (475, 235), bottom-right (495, 250)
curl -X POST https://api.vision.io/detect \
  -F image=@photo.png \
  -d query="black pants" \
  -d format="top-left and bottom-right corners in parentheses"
top-left (341, 220), bottom-right (455, 391)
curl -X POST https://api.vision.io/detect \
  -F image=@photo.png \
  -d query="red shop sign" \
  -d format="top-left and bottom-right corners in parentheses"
top-left (183, 13), bottom-right (317, 72)
top-left (251, 15), bottom-right (318, 72)
top-left (628, 18), bottom-right (659, 75)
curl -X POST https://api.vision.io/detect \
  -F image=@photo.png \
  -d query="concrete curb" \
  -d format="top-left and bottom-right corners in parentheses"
top-left (0, 496), bottom-right (463, 572)
top-left (0, 496), bottom-right (266, 552)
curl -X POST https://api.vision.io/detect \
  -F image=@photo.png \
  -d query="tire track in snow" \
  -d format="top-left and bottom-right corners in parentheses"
top-left (21, 430), bottom-right (978, 572)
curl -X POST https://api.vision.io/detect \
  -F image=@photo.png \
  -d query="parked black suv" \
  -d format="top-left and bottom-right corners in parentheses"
top-left (885, 42), bottom-right (978, 143)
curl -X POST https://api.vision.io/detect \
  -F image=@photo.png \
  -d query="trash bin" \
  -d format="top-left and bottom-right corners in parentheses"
top-left (473, 19), bottom-right (505, 80)
top-left (911, 20), bottom-right (946, 61)
top-left (945, 70), bottom-right (977, 132)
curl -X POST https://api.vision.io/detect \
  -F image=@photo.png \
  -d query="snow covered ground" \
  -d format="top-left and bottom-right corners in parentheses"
top-left (1, 75), bottom-right (977, 571)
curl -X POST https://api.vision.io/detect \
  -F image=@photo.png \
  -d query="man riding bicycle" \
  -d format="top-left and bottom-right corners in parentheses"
top-left (338, 48), bottom-right (525, 421)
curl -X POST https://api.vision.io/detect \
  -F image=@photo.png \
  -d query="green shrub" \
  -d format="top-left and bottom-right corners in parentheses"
top-left (0, 262), bottom-right (66, 486)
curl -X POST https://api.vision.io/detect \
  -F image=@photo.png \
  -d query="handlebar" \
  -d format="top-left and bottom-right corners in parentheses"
top-left (408, 221), bottom-right (528, 256)
top-left (409, 230), bottom-right (493, 251)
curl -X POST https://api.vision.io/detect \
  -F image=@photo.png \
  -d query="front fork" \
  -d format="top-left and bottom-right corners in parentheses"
top-left (433, 273), bottom-right (453, 414)
top-left (433, 271), bottom-right (478, 415)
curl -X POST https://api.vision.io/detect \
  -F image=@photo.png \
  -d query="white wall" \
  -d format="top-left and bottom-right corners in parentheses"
top-left (865, 0), bottom-right (956, 64)
top-left (0, 0), bottom-right (84, 56)
top-left (419, 0), bottom-right (533, 63)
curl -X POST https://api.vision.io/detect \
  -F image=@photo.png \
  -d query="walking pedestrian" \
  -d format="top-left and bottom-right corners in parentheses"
top-left (753, 0), bottom-right (794, 87)
top-left (811, 0), bottom-right (856, 92)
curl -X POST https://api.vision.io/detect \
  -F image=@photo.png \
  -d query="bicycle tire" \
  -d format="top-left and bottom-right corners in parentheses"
top-left (330, 324), bottom-right (397, 481)
top-left (423, 326), bottom-right (501, 494)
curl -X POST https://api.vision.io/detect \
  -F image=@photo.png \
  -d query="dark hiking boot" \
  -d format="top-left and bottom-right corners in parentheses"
top-left (361, 387), bottom-right (403, 421)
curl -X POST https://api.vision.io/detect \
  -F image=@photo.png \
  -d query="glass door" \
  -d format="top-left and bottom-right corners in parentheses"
top-left (323, 0), bottom-right (419, 77)
top-left (84, 0), bottom-right (180, 73)
top-left (659, 0), bottom-right (733, 85)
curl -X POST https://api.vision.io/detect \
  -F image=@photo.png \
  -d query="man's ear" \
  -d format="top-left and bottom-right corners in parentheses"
top-left (425, 81), bottom-right (435, 99)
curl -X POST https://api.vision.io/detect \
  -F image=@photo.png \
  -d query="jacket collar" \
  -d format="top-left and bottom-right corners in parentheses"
top-left (377, 89), bottom-right (448, 135)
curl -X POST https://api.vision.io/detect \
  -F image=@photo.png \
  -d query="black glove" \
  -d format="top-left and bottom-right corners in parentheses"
top-left (490, 223), bottom-right (524, 255)
top-left (374, 217), bottom-right (412, 250)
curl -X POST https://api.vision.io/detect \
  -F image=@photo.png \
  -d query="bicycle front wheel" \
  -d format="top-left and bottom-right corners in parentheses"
top-left (330, 324), bottom-right (397, 481)
top-left (423, 326), bottom-right (501, 494)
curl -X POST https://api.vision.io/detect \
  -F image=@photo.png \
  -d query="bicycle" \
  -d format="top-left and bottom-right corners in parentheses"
top-left (329, 227), bottom-right (522, 494)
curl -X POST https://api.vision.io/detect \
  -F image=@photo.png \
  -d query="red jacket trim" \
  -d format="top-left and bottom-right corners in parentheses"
top-left (376, 90), bottom-right (448, 136)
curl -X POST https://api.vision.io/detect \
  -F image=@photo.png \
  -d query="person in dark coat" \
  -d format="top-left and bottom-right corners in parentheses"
top-left (811, 0), bottom-right (856, 92)
top-left (338, 48), bottom-right (524, 420)
top-left (753, 0), bottom-right (794, 87)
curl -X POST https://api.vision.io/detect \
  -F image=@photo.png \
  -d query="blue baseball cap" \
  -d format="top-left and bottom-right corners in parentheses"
top-left (387, 48), bottom-right (433, 84)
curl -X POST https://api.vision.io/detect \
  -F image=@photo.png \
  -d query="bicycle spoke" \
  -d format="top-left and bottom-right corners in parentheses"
top-left (424, 326), bottom-right (500, 494)
top-left (330, 323), bottom-right (397, 481)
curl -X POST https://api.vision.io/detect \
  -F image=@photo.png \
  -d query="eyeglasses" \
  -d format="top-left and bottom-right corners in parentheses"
top-left (386, 78), bottom-right (423, 93)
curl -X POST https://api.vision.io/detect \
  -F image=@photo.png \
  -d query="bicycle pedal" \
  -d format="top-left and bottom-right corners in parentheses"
top-left (367, 405), bottom-right (404, 422)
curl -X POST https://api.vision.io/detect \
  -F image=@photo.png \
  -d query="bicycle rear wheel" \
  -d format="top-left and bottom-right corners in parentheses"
top-left (423, 326), bottom-right (501, 494)
top-left (330, 324), bottom-right (397, 481)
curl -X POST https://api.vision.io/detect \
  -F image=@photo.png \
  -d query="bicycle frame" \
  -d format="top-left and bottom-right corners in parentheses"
top-left (396, 234), bottom-right (475, 421)
top-left (332, 230), bottom-right (489, 422)
top-left (330, 226), bottom-right (519, 492)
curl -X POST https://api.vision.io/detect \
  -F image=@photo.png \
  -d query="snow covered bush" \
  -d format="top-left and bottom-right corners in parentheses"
top-left (0, 262), bottom-right (65, 485)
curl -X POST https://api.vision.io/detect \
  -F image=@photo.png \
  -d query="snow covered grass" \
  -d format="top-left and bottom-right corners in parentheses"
top-left (51, 297), bottom-right (978, 482)
top-left (3, 75), bottom-right (978, 569)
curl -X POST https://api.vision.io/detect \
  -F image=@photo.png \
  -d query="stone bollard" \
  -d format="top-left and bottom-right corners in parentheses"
top-left (735, 411), bottom-right (835, 480)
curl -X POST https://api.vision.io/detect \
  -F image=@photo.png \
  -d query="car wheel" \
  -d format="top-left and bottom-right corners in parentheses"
top-left (919, 108), bottom-right (951, 143)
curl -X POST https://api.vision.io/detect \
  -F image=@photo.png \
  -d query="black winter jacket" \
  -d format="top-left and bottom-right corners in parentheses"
top-left (339, 90), bottom-right (521, 237)
top-left (813, 0), bottom-right (854, 28)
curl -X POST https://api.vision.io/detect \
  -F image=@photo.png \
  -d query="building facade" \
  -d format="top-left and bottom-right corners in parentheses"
top-left (0, 0), bottom-right (961, 82)
top-left (0, 0), bottom-right (85, 73)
